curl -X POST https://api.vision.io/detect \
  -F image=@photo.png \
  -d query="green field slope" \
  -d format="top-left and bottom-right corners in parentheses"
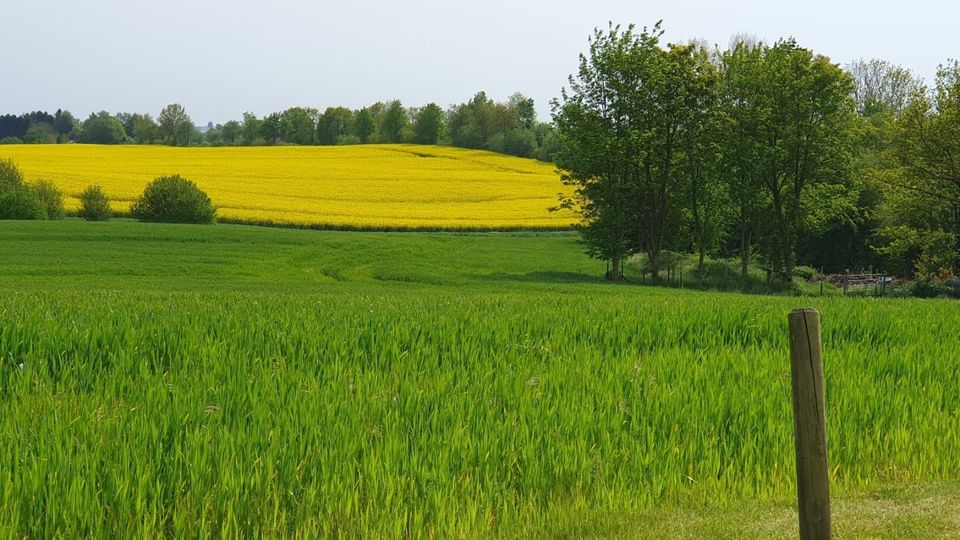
top-left (1, 221), bottom-right (959, 537)
top-left (0, 220), bottom-right (600, 292)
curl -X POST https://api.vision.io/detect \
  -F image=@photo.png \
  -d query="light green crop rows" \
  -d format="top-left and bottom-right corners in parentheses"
top-left (2, 288), bottom-right (958, 537)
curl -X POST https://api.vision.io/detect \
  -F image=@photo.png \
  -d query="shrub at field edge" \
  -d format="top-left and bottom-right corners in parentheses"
top-left (0, 159), bottom-right (47, 220)
top-left (131, 175), bottom-right (216, 224)
top-left (79, 185), bottom-right (112, 221)
top-left (30, 180), bottom-right (66, 220)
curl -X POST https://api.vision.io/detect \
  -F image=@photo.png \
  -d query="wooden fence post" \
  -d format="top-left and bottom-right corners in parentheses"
top-left (788, 308), bottom-right (832, 540)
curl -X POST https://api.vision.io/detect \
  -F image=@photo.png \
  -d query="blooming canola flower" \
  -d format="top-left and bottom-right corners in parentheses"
top-left (1, 144), bottom-right (574, 229)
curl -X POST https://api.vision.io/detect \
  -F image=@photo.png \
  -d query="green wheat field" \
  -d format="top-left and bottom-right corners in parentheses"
top-left (1, 221), bottom-right (959, 537)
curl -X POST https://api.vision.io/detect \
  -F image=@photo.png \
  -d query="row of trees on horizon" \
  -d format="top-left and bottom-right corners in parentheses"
top-left (0, 93), bottom-right (560, 161)
top-left (552, 23), bottom-right (960, 292)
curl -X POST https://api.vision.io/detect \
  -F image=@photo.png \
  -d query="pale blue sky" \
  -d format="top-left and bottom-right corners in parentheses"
top-left (2, 0), bottom-right (956, 124)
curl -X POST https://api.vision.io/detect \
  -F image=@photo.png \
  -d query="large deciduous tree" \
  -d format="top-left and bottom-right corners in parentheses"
top-left (552, 24), bottom-right (654, 280)
top-left (158, 103), bottom-right (194, 146)
top-left (757, 41), bottom-right (855, 281)
top-left (846, 58), bottom-right (922, 117)
top-left (413, 103), bottom-right (444, 144)
top-left (352, 108), bottom-right (376, 144)
top-left (79, 112), bottom-right (127, 144)
top-left (279, 107), bottom-right (319, 145)
top-left (719, 39), bottom-right (855, 281)
top-left (241, 112), bottom-right (262, 145)
top-left (53, 109), bottom-right (76, 141)
top-left (317, 107), bottom-right (354, 145)
top-left (719, 41), bottom-right (768, 277)
top-left (553, 22), bottom-right (723, 280)
top-left (888, 61), bottom-right (960, 265)
top-left (260, 113), bottom-right (282, 144)
top-left (379, 100), bottom-right (409, 143)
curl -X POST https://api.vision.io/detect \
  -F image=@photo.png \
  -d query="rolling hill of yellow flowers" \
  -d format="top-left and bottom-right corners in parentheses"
top-left (0, 144), bottom-right (574, 229)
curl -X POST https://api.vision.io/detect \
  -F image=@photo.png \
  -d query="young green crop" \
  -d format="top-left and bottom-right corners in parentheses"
top-left (1, 222), bottom-right (959, 537)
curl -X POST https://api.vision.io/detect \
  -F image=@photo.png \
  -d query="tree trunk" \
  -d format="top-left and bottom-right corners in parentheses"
top-left (698, 243), bottom-right (706, 279)
top-left (771, 190), bottom-right (788, 282)
top-left (740, 229), bottom-right (751, 278)
top-left (784, 246), bottom-right (795, 283)
top-left (649, 250), bottom-right (661, 280)
top-left (954, 203), bottom-right (960, 254)
top-left (607, 257), bottom-right (623, 281)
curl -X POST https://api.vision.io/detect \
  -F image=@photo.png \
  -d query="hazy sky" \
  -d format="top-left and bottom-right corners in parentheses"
top-left (3, 0), bottom-right (957, 124)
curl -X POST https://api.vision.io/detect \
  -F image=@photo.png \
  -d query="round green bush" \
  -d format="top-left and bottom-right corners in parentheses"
top-left (131, 175), bottom-right (215, 224)
top-left (78, 185), bottom-right (112, 221)
top-left (0, 158), bottom-right (25, 193)
top-left (30, 180), bottom-right (65, 219)
top-left (0, 188), bottom-right (47, 220)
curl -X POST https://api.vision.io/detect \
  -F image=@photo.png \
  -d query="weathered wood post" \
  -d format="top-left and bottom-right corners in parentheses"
top-left (842, 274), bottom-right (848, 296)
top-left (788, 308), bottom-right (831, 540)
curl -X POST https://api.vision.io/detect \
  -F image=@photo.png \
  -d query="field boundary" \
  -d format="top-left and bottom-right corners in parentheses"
top-left (213, 215), bottom-right (578, 233)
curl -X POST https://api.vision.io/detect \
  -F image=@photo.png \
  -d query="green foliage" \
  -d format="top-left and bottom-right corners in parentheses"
top-left (554, 23), bottom-right (722, 279)
top-left (908, 279), bottom-right (960, 299)
top-left (29, 180), bottom-right (65, 219)
top-left (446, 91), bottom-right (545, 157)
top-left (0, 158), bottom-right (25, 193)
top-left (532, 123), bottom-right (561, 162)
top-left (724, 39), bottom-right (856, 281)
top-left (220, 121), bottom-right (241, 145)
top-left (846, 58), bottom-right (922, 117)
top-left (913, 231), bottom-right (957, 281)
top-left (0, 159), bottom-right (49, 222)
top-left (888, 64), bottom-right (960, 234)
top-left (352, 108), bottom-right (376, 143)
top-left (0, 137), bottom-right (23, 144)
top-left (53, 109), bottom-right (77, 137)
top-left (316, 107), bottom-right (354, 145)
top-left (23, 123), bottom-right (56, 144)
top-left (487, 127), bottom-right (536, 157)
top-left (448, 91), bottom-right (494, 149)
top-left (78, 185), bottom-right (111, 221)
top-left (554, 24), bottom-right (857, 282)
top-left (873, 226), bottom-right (956, 282)
top-left (158, 103), bottom-right (194, 146)
top-left (241, 112), bottom-right (262, 145)
top-left (79, 114), bottom-right (127, 144)
top-left (131, 175), bottom-right (215, 224)
top-left (0, 187), bottom-right (46, 220)
top-left (335, 134), bottom-right (361, 145)
top-left (260, 112), bottom-right (282, 144)
top-left (412, 103), bottom-right (444, 144)
top-left (279, 107), bottom-right (319, 145)
top-left (132, 113), bottom-right (159, 144)
top-left (378, 100), bottom-right (408, 143)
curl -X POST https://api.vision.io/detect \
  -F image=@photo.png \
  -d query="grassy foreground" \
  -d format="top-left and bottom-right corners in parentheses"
top-left (1, 221), bottom-right (959, 537)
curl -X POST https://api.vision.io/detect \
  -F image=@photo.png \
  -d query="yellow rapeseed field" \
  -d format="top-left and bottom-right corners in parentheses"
top-left (0, 144), bottom-right (574, 228)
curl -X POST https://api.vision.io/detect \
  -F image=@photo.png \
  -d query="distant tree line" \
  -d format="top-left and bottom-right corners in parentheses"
top-left (555, 22), bottom-right (960, 294)
top-left (0, 94), bottom-right (560, 161)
